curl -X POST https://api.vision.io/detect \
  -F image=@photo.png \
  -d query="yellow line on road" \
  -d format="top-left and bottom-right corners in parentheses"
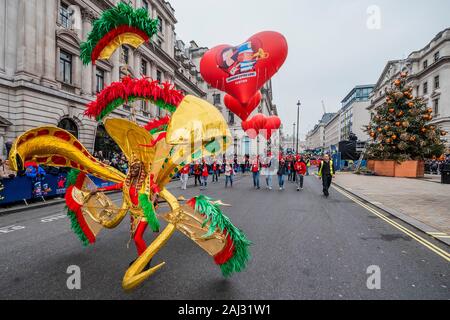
top-left (332, 185), bottom-right (450, 262)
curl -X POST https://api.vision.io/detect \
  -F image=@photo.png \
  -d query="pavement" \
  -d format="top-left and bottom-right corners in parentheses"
top-left (333, 172), bottom-right (450, 244)
top-left (0, 174), bottom-right (448, 300)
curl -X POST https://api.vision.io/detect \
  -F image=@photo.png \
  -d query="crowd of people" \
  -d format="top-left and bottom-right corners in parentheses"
top-left (425, 156), bottom-right (450, 175)
top-left (92, 151), bottom-right (129, 174)
top-left (2, 145), bottom-right (449, 203)
top-left (175, 153), bottom-right (335, 197)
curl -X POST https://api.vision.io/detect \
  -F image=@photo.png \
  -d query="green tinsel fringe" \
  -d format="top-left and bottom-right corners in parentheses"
top-left (66, 169), bottom-right (81, 188)
top-left (80, 2), bottom-right (159, 65)
top-left (149, 124), bottom-right (168, 135)
top-left (96, 97), bottom-right (177, 122)
top-left (194, 195), bottom-right (251, 277)
top-left (139, 193), bottom-right (160, 232)
top-left (67, 209), bottom-right (90, 247)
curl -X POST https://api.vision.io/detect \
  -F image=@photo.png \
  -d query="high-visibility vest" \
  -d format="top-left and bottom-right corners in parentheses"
top-left (318, 160), bottom-right (334, 177)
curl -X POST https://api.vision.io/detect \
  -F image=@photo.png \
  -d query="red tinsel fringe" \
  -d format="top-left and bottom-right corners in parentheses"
top-left (65, 185), bottom-right (96, 244)
top-left (144, 115), bottom-right (171, 132)
top-left (214, 233), bottom-right (235, 265)
top-left (139, 132), bottom-right (167, 149)
top-left (84, 76), bottom-right (184, 119)
top-left (187, 197), bottom-right (197, 209)
top-left (91, 25), bottom-right (149, 64)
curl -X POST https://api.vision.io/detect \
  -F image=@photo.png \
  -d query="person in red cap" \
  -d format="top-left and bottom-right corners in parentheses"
top-left (200, 159), bottom-right (209, 190)
top-left (294, 155), bottom-right (307, 191)
top-left (193, 161), bottom-right (201, 187)
top-left (180, 164), bottom-right (190, 190)
top-left (251, 155), bottom-right (261, 189)
top-left (212, 159), bottom-right (219, 183)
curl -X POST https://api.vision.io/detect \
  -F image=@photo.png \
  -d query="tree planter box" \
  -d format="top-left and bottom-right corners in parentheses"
top-left (394, 160), bottom-right (424, 178)
top-left (371, 160), bottom-right (424, 177)
top-left (373, 160), bottom-right (396, 177)
top-left (367, 160), bottom-right (375, 172)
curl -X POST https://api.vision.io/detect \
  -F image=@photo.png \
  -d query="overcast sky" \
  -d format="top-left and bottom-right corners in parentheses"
top-left (170, 0), bottom-right (450, 140)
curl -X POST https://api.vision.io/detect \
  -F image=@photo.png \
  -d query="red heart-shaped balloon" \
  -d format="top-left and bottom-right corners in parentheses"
top-left (200, 31), bottom-right (288, 105)
top-left (224, 91), bottom-right (261, 121)
top-left (252, 113), bottom-right (267, 131)
top-left (260, 116), bottom-right (282, 140)
top-left (241, 118), bottom-right (259, 139)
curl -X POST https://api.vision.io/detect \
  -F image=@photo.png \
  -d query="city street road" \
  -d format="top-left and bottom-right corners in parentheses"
top-left (0, 174), bottom-right (448, 299)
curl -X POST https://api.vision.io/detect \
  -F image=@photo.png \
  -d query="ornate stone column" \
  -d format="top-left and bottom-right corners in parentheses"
top-left (42, 0), bottom-right (57, 87)
top-left (80, 8), bottom-right (96, 96)
top-left (15, 0), bottom-right (38, 80)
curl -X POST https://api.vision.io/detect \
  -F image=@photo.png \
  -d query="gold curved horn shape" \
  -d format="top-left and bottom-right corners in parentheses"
top-left (122, 188), bottom-right (178, 291)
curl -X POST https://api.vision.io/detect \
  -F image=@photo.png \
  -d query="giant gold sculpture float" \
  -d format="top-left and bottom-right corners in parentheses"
top-left (8, 2), bottom-right (250, 291)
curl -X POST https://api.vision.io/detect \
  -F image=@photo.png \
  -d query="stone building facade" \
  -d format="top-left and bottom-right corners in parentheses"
top-left (305, 113), bottom-right (335, 151)
top-left (323, 112), bottom-right (340, 150)
top-left (369, 27), bottom-right (450, 146)
top-left (0, 0), bottom-right (207, 158)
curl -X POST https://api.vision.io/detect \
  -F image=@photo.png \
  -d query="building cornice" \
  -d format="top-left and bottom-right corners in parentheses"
top-left (146, 42), bottom-right (179, 70)
top-left (155, 0), bottom-right (177, 24)
top-left (409, 28), bottom-right (450, 58)
top-left (409, 56), bottom-right (450, 80)
top-left (174, 70), bottom-right (206, 97)
top-left (0, 76), bottom-right (91, 105)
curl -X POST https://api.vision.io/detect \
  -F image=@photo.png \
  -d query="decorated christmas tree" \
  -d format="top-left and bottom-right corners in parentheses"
top-left (365, 72), bottom-right (447, 162)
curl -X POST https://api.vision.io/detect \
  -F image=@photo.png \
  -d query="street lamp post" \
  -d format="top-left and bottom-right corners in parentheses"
top-left (296, 100), bottom-right (301, 154)
top-left (292, 123), bottom-right (296, 153)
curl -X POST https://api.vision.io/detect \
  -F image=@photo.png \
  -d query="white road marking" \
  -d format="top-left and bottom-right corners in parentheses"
top-left (0, 225), bottom-right (26, 234)
top-left (41, 214), bottom-right (67, 223)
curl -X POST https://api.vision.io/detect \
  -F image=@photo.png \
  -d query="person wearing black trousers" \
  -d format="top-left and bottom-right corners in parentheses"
top-left (318, 154), bottom-right (335, 197)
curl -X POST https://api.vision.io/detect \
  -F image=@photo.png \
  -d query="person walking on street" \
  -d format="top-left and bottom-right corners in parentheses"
top-left (251, 156), bottom-right (261, 189)
top-left (305, 157), bottom-right (311, 176)
top-left (277, 158), bottom-right (287, 190)
top-left (200, 160), bottom-right (209, 190)
top-left (212, 160), bottom-right (219, 183)
top-left (194, 161), bottom-right (201, 187)
top-left (261, 153), bottom-right (273, 190)
top-left (225, 162), bottom-right (234, 188)
top-left (294, 155), bottom-right (307, 191)
top-left (286, 156), bottom-right (293, 182)
top-left (180, 164), bottom-right (190, 190)
top-left (318, 154), bottom-right (335, 197)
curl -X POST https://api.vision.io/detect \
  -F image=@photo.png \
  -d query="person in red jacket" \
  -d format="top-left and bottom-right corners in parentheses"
top-left (180, 164), bottom-right (190, 190)
top-left (294, 155), bottom-right (307, 191)
top-left (200, 159), bottom-right (209, 190)
top-left (193, 161), bottom-right (201, 187)
top-left (212, 160), bottom-right (219, 183)
top-left (251, 155), bottom-right (261, 189)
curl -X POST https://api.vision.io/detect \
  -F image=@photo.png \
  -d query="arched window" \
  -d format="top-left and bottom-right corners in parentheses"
top-left (58, 118), bottom-right (78, 138)
top-left (94, 124), bottom-right (121, 160)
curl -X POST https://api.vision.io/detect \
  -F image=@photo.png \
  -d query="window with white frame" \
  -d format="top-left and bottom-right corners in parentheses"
top-left (59, 2), bottom-right (72, 29)
top-left (59, 50), bottom-right (72, 83)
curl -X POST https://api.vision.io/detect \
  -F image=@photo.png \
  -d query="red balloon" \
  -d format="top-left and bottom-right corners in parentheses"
top-left (200, 31), bottom-right (288, 105)
top-left (252, 113), bottom-right (267, 131)
top-left (224, 91), bottom-right (261, 121)
top-left (241, 118), bottom-right (258, 139)
top-left (261, 116), bottom-right (281, 140)
top-left (241, 119), bottom-right (249, 131)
